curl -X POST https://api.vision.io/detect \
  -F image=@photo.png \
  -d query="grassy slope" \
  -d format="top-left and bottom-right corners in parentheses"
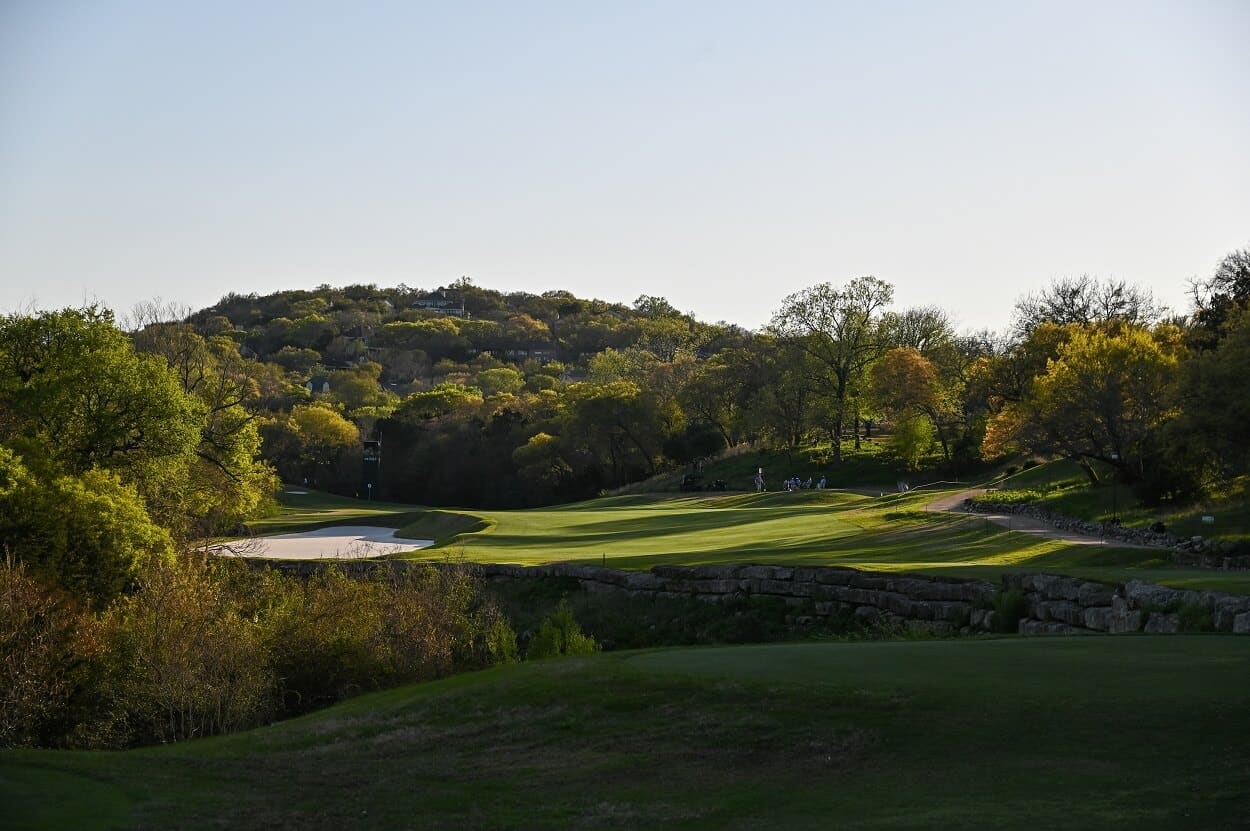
top-left (246, 487), bottom-right (425, 536)
top-left (987, 461), bottom-right (1250, 543)
top-left (611, 437), bottom-right (957, 496)
top-left (4, 636), bottom-right (1248, 830)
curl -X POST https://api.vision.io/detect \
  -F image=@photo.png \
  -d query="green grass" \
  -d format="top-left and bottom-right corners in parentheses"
top-left (4, 637), bottom-right (1248, 830)
top-left (246, 486), bottom-right (424, 536)
top-left (612, 437), bottom-right (952, 496)
top-left (395, 489), bottom-right (1250, 593)
top-left (247, 481), bottom-right (1250, 594)
top-left (983, 462), bottom-right (1250, 544)
top-left (990, 458), bottom-right (1090, 491)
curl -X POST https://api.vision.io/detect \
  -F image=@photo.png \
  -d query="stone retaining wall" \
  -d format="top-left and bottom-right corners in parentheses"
top-left (250, 558), bottom-right (1250, 636)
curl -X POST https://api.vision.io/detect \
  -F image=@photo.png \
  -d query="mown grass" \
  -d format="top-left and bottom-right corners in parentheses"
top-left (612, 436), bottom-right (959, 496)
top-left (246, 487), bottom-right (424, 536)
top-left (394, 489), bottom-right (1250, 593)
top-left (3, 636), bottom-right (1247, 830)
top-left (247, 483), bottom-right (1250, 594)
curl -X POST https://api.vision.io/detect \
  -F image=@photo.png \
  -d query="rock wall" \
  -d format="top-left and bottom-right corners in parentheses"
top-left (250, 558), bottom-right (1250, 636)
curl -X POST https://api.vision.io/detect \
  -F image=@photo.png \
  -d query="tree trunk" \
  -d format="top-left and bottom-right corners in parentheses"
top-left (1076, 457), bottom-right (1100, 485)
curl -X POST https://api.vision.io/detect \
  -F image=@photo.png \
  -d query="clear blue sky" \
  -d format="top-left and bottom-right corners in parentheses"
top-left (2, 0), bottom-right (1248, 332)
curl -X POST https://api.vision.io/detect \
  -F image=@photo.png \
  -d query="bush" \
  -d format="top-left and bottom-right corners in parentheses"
top-left (527, 601), bottom-right (597, 659)
top-left (1177, 603), bottom-right (1214, 633)
top-left (991, 589), bottom-right (1027, 633)
top-left (102, 554), bottom-right (275, 744)
top-left (3, 554), bottom-right (516, 748)
top-left (0, 557), bottom-right (103, 748)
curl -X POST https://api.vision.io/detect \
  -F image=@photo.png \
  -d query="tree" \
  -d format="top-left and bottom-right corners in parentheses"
top-left (475, 367), bottom-right (525, 397)
top-left (1189, 244), bottom-right (1250, 348)
top-left (1012, 276), bottom-right (1165, 338)
top-left (871, 347), bottom-right (959, 462)
top-left (678, 352), bottom-right (756, 448)
top-left (270, 346), bottom-right (322, 376)
top-left (983, 326), bottom-right (1180, 484)
top-left (0, 449), bottom-right (172, 604)
top-left (560, 381), bottom-right (664, 481)
top-left (0, 307), bottom-right (202, 479)
top-left (770, 277), bottom-right (894, 461)
top-left (129, 318), bottom-right (279, 539)
top-left (282, 403), bottom-right (360, 486)
top-left (1174, 309), bottom-right (1250, 478)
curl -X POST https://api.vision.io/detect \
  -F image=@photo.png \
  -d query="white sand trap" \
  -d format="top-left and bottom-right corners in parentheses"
top-left (211, 526), bottom-right (435, 560)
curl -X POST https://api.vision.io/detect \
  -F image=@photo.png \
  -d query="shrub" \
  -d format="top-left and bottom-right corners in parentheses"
top-left (102, 554), bottom-right (275, 744)
top-left (0, 557), bottom-right (103, 747)
top-left (1177, 603), bottom-right (1214, 633)
top-left (991, 589), bottom-right (1027, 633)
top-left (527, 601), bottom-right (597, 659)
top-left (4, 554), bottom-right (517, 748)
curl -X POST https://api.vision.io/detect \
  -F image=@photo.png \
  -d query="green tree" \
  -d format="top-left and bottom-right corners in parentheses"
top-left (770, 277), bottom-right (894, 461)
top-left (1190, 244), bottom-right (1250, 349)
top-left (871, 347), bottom-right (960, 462)
top-left (287, 403), bottom-right (360, 485)
top-left (1174, 309), bottom-right (1250, 478)
top-left (129, 318), bottom-right (278, 539)
top-left (0, 307), bottom-right (202, 480)
top-left (984, 326), bottom-right (1180, 484)
top-left (0, 449), bottom-right (172, 604)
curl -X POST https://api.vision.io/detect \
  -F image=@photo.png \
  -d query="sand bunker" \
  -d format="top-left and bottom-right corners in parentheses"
top-left (212, 526), bottom-right (435, 560)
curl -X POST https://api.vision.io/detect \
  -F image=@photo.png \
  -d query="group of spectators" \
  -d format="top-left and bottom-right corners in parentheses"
top-left (752, 471), bottom-right (829, 493)
top-left (782, 476), bottom-right (827, 491)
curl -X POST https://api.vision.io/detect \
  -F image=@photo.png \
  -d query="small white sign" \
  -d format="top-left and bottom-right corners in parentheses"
top-left (1202, 515), bottom-right (1216, 524)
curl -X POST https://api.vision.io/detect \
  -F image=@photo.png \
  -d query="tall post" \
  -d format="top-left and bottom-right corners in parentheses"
top-left (1110, 452), bottom-right (1120, 524)
top-left (362, 439), bottom-right (381, 501)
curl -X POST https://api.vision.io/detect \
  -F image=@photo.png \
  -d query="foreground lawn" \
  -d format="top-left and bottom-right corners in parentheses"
top-left (3, 636), bottom-right (1248, 830)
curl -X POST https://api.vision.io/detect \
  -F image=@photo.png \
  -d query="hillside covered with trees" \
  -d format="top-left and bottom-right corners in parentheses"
top-left (156, 244), bottom-right (1250, 510)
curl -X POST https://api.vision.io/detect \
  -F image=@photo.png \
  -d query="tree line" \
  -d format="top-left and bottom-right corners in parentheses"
top-left (4, 249), bottom-right (1247, 525)
top-left (161, 248), bottom-right (1245, 508)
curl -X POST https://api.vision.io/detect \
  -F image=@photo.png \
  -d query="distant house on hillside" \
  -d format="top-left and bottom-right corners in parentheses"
top-left (504, 344), bottom-right (558, 363)
top-left (306, 376), bottom-right (331, 395)
top-left (411, 288), bottom-right (467, 317)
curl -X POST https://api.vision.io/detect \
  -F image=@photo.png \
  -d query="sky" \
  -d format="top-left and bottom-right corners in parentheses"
top-left (2, 0), bottom-right (1248, 333)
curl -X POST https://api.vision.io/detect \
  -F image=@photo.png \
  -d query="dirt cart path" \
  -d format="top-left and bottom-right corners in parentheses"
top-left (924, 490), bottom-right (1146, 548)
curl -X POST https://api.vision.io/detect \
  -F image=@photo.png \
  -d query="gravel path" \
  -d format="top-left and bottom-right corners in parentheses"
top-left (211, 526), bottom-right (435, 560)
top-left (925, 489), bottom-right (1138, 547)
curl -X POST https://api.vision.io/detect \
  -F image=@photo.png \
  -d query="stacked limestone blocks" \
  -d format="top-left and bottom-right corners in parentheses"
top-left (478, 563), bottom-right (1250, 636)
